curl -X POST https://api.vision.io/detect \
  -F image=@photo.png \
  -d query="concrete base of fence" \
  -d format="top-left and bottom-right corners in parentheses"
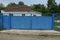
top-left (0, 29), bottom-right (60, 35)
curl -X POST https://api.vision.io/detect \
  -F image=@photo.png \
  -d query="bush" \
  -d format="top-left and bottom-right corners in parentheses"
top-left (54, 27), bottom-right (60, 31)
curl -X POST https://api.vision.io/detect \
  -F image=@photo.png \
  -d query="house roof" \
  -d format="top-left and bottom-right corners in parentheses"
top-left (3, 5), bottom-right (32, 12)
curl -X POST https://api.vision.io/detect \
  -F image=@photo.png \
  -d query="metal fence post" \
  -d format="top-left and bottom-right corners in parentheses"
top-left (9, 13), bottom-right (13, 29)
top-left (52, 13), bottom-right (54, 30)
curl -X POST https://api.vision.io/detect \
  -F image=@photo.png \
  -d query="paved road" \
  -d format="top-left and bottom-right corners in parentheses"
top-left (0, 33), bottom-right (60, 40)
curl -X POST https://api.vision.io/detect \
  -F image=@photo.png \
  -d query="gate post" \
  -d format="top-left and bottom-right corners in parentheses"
top-left (52, 13), bottom-right (54, 30)
top-left (9, 13), bottom-right (13, 29)
top-left (9, 14), bottom-right (11, 29)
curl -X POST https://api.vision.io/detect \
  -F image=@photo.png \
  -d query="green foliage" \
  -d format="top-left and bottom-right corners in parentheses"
top-left (0, 3), bottom-right (4, 10)
top-left (47, 0), bottom-right (56, 8)
top-left (31, 0), bottom-right (60, 15)
top-left (55, 22), bottom-right (60, 26)
top-left (31, 4), bottom-right (46, 12)
top-left (7, 1), bottom-right (25, 6)
top-left (47, 0), bottom-right (57, 13)
top-left (54, 22), bottom-right (60, 31)
top-left (55, 16), bottom-right (60, 20)
top-left (31, 4), bottom-right (40, 12)
top-left (55, 27), bottom-right (60, 31)
top-left (57, 4), bottom-right (60, 13)
top-left (7, 3), bottom-right (17, 7)
top-left (18, 1), bottom-right (24, 5)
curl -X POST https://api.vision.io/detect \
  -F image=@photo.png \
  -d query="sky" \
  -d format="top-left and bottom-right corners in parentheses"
top-left (0, 0), bottom-right (60, 6)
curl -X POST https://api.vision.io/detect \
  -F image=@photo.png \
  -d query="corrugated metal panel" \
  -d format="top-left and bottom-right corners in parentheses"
top-left (1, 13), bottom-right (54, 30)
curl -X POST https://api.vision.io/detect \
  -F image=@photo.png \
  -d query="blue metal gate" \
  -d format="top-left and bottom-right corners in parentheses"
top-left (0, 13), bottom-right (54, 30)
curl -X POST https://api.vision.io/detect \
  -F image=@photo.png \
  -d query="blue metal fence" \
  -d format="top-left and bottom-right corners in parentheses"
top-left (0, 13), bottom-right (54, 30)
top-left (32, 16), bottom-right (53, 30)
top-left (0, 14), bottom-right (3, 29)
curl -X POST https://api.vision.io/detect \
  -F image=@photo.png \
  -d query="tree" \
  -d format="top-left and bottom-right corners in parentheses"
top-left (18, 1), bottom-right (24, 5)
top-left (31, 4), bottom-right (46, 13)
top-left (56, 4), bottom-right (60, 13)
top-left (40, 5), bottom-right (46, 13)
top-left (47, 0), bottom-right (57, 13)
top-left (31, 4), bottom-right (41, 12)
top-left (47, 0), bottom-right (56, 8)
top-left (0, 3), bottom-right (4, 12)
top-left (7, 3), bottom-right (17, 7)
